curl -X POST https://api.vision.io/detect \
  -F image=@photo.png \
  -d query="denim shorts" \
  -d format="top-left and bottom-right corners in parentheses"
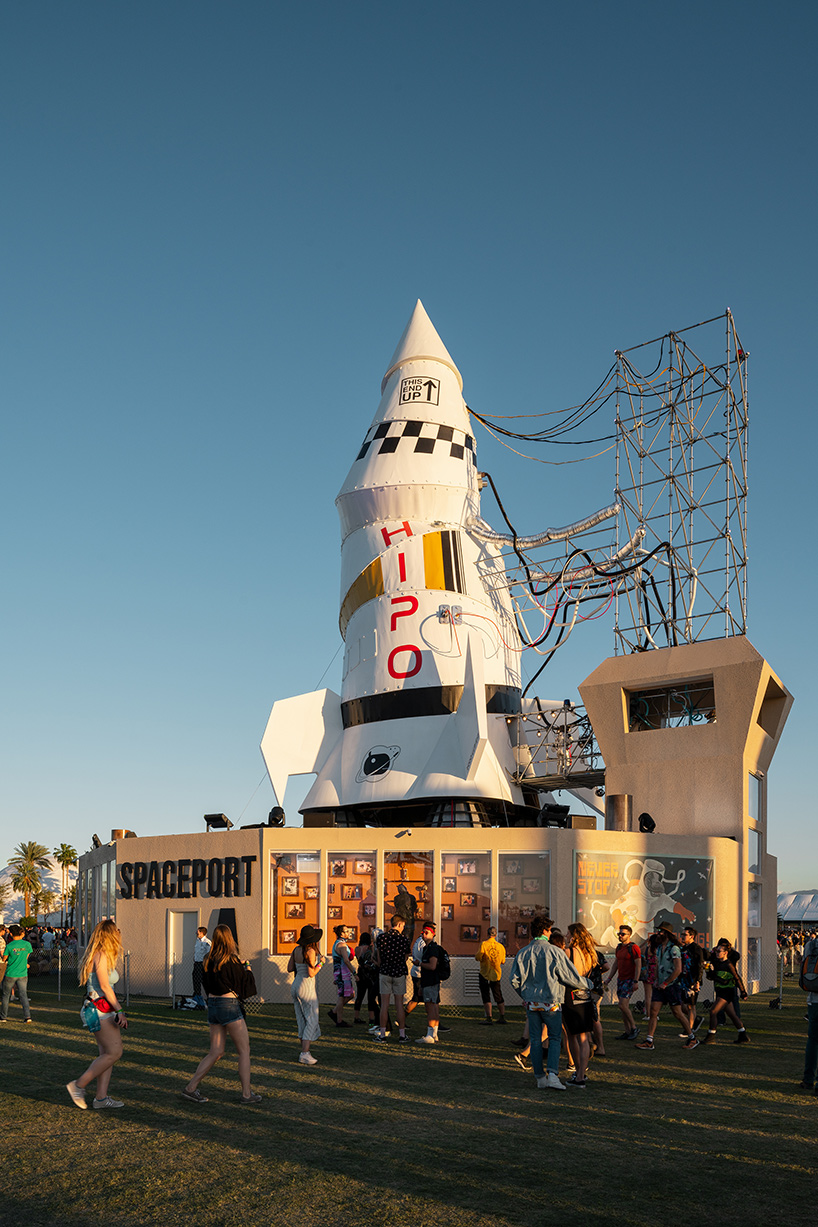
top-left (207, 996), bottom-right (244, 1026)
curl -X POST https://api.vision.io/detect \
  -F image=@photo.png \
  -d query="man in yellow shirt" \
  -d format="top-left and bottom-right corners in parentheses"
top-left (476, 927), bottom-right (507, 1024)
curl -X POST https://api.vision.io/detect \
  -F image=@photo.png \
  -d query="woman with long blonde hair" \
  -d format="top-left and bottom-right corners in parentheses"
top-left (182, 924), bottom-right (261, 1104)
top-left (564, 923), bottom-right (597, 1088)
top-left (66, 919), bottom-right (128, 1110)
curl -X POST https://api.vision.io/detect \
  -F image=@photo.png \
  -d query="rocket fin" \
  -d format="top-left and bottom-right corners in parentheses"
top-left (260, 689), bottom-right (343, 805)
top-left (381, 300), bottom-right (463, 392)
top-left (455, 632), bottom-right (488, 781)
top-left (406, 632), bottom-right (488, 791)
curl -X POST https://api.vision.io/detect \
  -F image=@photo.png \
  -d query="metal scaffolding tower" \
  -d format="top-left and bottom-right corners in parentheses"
top-left (613, 310), bottom-right (749, 652)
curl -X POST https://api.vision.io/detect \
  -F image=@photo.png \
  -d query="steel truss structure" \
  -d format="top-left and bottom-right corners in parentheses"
top-left (613, 310), bottom-right (748, 652)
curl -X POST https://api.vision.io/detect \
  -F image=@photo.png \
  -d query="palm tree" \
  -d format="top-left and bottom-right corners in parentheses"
top-left (8, 842), bottom-right (51, 921)
top-left (67, 884), bottom-right (77, 927)
top-left (37, 888), bottom-right (58, 924)
top-left (54, 844), bottom-right (78, 926)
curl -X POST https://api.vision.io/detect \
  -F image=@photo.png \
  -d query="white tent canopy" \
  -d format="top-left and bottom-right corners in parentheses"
top-left (777, 891), bottom-right (818, 924)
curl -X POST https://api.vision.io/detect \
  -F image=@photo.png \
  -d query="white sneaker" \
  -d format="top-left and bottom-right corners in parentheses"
top-left (298, 1052), bottom-right (318, 1065)
top-left (536, 1073), bottom-right (567, 1091)
top-left (415, 1034), bottom-right (436, 1044)
top-left (92, 1096), bottom-right (124, 1109)
top-left (66, 1081), bottom-right (87, 1110)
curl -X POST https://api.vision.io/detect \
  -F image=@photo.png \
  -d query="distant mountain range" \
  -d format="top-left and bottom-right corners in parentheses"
top-left (0, 858), bottom-right (79, 923)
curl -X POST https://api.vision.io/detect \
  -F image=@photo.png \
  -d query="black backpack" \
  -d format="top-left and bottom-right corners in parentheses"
top-left (799, 939), bottom-right (818, 994)
top-left (436, 944), bottom-right (451, 982)
top-left (590, 952), bottom-right (608, 994)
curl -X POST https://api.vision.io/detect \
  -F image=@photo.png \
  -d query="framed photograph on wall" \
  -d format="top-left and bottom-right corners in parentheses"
top-left (329, 858), bottom-right (346, 877)
top-left (519, 905), bottom-right (535, 919)
top-left (284, 902), bottom-right (305, 920)
top-left (327, 906), bottom-right (342, 920)
top-left (498, 930), bottom-right (508, 946)
top-left (503, 859), bottom-right (522, 876)
top-left (341, 883), bottom-right (362, 901)
top-left (481, 875), bottom-right (492, 890)
top-left (441, 904), bottom-right (454, 921)
top-left (501, 888), bottom-right (516, 903)
top-left (515, 922), bottom-right (530, 940)
top-left (354, 859), bottom-right (374, 875)
top-left (442, 877), bottom-right (457, 893)
top-left (460, 924), bottom-right (481, 942)
top-left (460, 893), bottom-right (477, 907)
top-left (417, 884), bottom-right (428, 901)
top-left (457, 860), bottom-right (477, 876)
top-left (304, 886), bottom-right (319, 900)
top-left (522, 877), bottom-right (541, 894)
top-left (279, 929), bottom-right (297, 945)
top-left (363, 903), bottom-right (375, 917)
top-left (281, 877), bottom-right (299, 896)
top-left (346, 926), bottom-right (358, 942)
top-left (482, 907), bottom-right (491, 922)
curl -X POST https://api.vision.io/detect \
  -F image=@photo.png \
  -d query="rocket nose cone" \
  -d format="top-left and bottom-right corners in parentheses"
top-left (381, 300), bottom-right (463, 392)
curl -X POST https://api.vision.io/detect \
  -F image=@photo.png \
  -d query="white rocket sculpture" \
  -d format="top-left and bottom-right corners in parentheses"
top-left (261, 301), bottom-right (531, 826)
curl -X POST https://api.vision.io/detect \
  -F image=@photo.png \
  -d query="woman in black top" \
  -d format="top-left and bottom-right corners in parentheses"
top-left (701, 941), bottom-right (749, 1044)
top-left (182, 925), bottom-right (261, 1104)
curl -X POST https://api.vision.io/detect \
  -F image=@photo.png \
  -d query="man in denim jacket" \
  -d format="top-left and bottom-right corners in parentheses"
top-left (510, 916), bottom-right (592, 1091)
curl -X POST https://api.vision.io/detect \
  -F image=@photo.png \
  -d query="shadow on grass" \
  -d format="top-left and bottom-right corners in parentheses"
top-left (2, 984), bottom-right (817, 1227)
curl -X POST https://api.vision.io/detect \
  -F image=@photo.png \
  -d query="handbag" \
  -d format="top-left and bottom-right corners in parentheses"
top-left (80, 999), bottom-right (102, 1033)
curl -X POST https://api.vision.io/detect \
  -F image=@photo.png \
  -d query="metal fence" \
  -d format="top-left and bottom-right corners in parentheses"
top-left (49, 937), bottom-right (779, 1015)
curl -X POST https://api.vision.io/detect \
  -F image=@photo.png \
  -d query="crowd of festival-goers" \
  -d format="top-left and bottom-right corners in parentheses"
top-left (1, 914), bottom-right (816, 1105)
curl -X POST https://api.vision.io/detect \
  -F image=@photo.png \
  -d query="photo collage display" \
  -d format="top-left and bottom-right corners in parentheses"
top-left (497, 853), bottom-right (550, 954)
top-left (440, 853), bottom-right (491, 956)
top-left (271, 850), bottom-right (548, 956)
top-left (274, 853), bottom-right (320, 952)
top-left (327, 853), bottom-right (376, 944)
top-left (383, 851), bottom-right (433, 942)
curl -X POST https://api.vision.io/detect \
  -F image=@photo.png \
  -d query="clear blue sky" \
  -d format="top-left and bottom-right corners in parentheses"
top-left (2, 2), bottom-right (815, 891)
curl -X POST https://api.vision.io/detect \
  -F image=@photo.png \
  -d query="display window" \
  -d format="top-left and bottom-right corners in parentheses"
top-left (327, 853), bottom-right (376, 944)
top-left (384, 851), bottom-right (432, 946)
top-left (272, 852), bottom-right (320, 953)
top-left (440, 853), bottom-right (490, 956)
top-left (498, 853), bottom-right (550, 954)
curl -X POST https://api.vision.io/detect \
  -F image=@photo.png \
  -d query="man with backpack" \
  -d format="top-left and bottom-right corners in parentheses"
top-left (798, 932), bottom-right (818, 1094)
top-left (415, 922), bottom-right (449, 1046)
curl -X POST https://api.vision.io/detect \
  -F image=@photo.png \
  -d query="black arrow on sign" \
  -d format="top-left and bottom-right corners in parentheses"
top-left (423, 380), bottom-right (437, 400)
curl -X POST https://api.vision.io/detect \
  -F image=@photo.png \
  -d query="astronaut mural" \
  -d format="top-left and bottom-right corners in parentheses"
top-left (574, 852), bottom-right (714, 951)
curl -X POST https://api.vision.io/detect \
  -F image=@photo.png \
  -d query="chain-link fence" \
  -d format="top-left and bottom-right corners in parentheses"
top-left (53, 939), bottom-right (784, 1018)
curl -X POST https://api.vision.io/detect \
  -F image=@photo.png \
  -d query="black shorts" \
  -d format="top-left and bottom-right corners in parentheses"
top-left (479, 974), bottom-right (504, 1005)
top-left (653, 983), bottom-right (685, 1007)
top-left (562, 999), bottom-right (595, 1035)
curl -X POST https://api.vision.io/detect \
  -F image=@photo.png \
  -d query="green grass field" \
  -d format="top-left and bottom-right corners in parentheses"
top-left (1, 978), bottom-right (816, 1227)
